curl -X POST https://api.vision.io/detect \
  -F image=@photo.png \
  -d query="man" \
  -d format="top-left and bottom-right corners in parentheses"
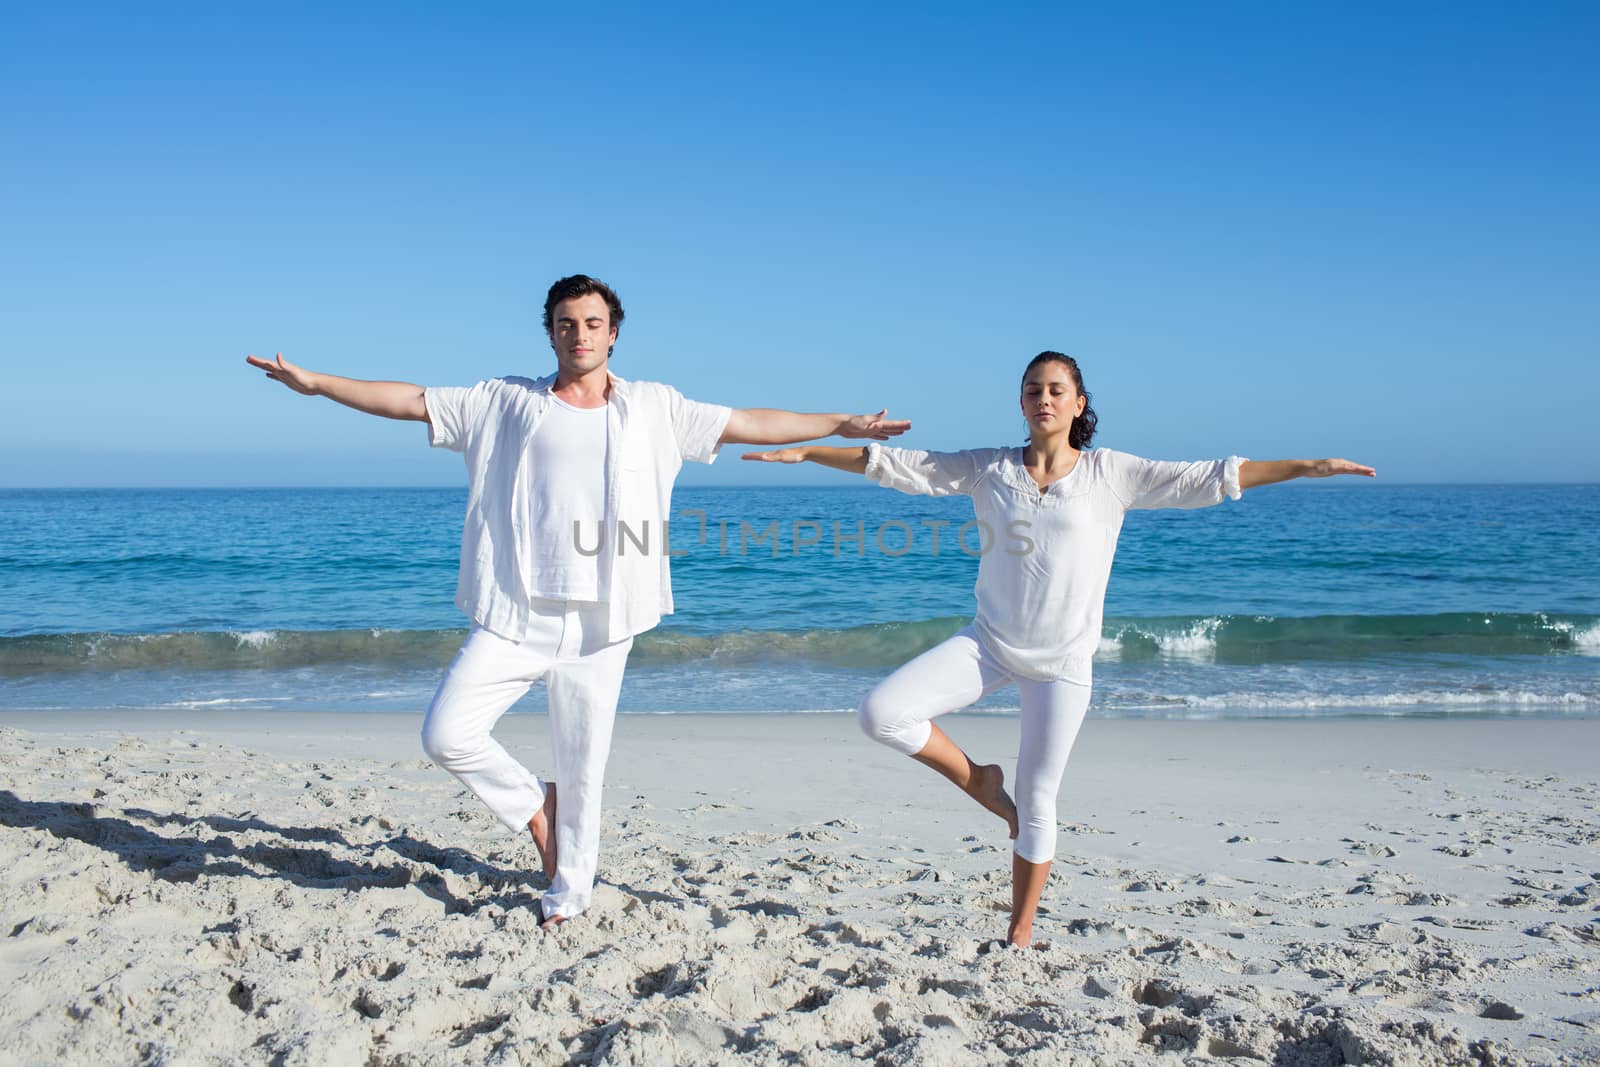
top-left (245, 274), bottom-right (907, 927)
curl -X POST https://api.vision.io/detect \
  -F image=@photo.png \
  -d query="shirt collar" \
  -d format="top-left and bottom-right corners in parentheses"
top-left (532, 369), bottom-right (629, 395)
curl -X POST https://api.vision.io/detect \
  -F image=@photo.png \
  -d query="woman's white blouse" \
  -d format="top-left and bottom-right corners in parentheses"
top-left (864, 445), bottom-right (1244, 684)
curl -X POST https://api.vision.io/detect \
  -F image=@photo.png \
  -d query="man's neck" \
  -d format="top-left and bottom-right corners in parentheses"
top-left (551, 363), bottom-right (611, 408)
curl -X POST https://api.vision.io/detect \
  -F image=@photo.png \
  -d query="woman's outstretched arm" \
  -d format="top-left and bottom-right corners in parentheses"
top-left (741, 445), bottom-right (869, 474)
top-left (1240, 458), bottom-right (1375, 490)
top-left (1108, 453), bottom-right (1375, 510)
top-left (748, 443), bottom-right (998, 497)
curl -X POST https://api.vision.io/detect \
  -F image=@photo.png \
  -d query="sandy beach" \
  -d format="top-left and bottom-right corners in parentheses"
top-left (2, 711), bottom-right (1597, 1065)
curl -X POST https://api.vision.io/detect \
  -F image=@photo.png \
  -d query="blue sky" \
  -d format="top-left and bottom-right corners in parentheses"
top-left (2, 3), bottom-right (1595, 487)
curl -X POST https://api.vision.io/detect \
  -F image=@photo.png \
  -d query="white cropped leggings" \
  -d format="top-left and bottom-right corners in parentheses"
top-left (857, 625), bottom-right (1091, 864)
top-left (420, 602), bottom-right (632, 920)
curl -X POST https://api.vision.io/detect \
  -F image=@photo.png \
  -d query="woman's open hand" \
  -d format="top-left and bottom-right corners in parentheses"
top-left (741, 448), bottom-right (809, 463)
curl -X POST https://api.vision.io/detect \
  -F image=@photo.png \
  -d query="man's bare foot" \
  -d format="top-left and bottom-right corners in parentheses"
top-left (528, 784), bottom-right (558, 880)
top-left (967, 763), bottom-right (1019, 839)
top-left (535, 899), bottom-right (566, 931)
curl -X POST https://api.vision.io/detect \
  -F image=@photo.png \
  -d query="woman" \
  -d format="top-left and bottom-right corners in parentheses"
top-left (743, 351), bottom-right (1373, 947)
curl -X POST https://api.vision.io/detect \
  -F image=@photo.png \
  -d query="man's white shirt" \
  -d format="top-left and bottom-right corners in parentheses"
top-left (424, 372), bottom-right (732, 643)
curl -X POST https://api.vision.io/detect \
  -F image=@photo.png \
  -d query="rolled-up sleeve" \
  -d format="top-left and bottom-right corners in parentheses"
top-left (1102, 450), bottom-right (1246, 510)
top-left (865, 445), bottom-right (998, 497)
top-left (669, 387), bottom-right (734, 464)
top-left (423, 382), bottom-right (494, 452)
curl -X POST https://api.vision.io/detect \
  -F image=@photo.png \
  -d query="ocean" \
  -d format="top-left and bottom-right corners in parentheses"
top-left (1, 484), bottom-right (1596, 718)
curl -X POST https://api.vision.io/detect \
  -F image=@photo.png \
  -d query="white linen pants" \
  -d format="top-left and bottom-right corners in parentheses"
top-left (420, 601), bottom-right (632, 919)
top-left (857, 624), bottom-right (1092, 864)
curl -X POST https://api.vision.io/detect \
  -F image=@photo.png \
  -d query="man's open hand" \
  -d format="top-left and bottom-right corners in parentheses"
top-left (245, 352), bottom-right (319, 396)
top-left (838, 409), bottom-right (911, 441)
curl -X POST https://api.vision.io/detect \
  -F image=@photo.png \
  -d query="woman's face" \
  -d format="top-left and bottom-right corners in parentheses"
top-left (1020, 361), bottom-right (1086, 435)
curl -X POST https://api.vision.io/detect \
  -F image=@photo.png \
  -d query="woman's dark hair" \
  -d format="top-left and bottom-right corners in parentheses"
top-left (542, 275), bottom-right (625, 352)
top-left (1022, 351), bottom-right (1098, 448)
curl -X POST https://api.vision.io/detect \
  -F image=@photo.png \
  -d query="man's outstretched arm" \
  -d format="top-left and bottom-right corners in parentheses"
top-left (719, 408), bottom-right (909, 445)
top-left (245, 352), bottom-right (429, 422)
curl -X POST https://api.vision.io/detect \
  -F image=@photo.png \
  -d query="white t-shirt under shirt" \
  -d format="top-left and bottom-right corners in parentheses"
top-left (525, 395), bottom-right (609, 602)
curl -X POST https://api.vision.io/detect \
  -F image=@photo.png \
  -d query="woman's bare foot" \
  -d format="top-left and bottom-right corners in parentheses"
top-left (527, 784), bottom-right (558, 880)
top-left (967, 763), bottom-right (1019, 839)
top-left (910, 730), bottom-right (1019, 840)
top-left (979, 932), bottom-right (1044, 953)
top-left (1008, 852), bottom-right (1051, 949)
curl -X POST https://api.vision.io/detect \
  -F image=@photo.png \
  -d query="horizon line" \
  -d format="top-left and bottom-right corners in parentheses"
top-left (3, 481), bottom-right (1598, 492)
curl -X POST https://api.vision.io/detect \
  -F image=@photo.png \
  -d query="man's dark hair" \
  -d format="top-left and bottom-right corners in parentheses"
top-left (542, 274), bottom-right (625, 344)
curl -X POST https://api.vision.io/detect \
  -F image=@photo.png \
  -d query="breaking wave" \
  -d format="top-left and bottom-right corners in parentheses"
top-left (3, 612), bottom-right (1597, 676)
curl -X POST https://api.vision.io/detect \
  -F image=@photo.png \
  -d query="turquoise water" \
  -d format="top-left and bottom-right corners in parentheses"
top-left (1, 485), bottom-right (1596, 716)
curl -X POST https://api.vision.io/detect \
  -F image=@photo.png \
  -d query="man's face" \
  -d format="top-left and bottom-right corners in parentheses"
top-left (549, 293), bottom-right (617, 375)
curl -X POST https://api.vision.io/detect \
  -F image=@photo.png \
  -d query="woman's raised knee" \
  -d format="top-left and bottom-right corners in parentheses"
top-left (856, 689), bottom-right (898, 744)
top-left (856, 689), bottom-right (930, 755)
